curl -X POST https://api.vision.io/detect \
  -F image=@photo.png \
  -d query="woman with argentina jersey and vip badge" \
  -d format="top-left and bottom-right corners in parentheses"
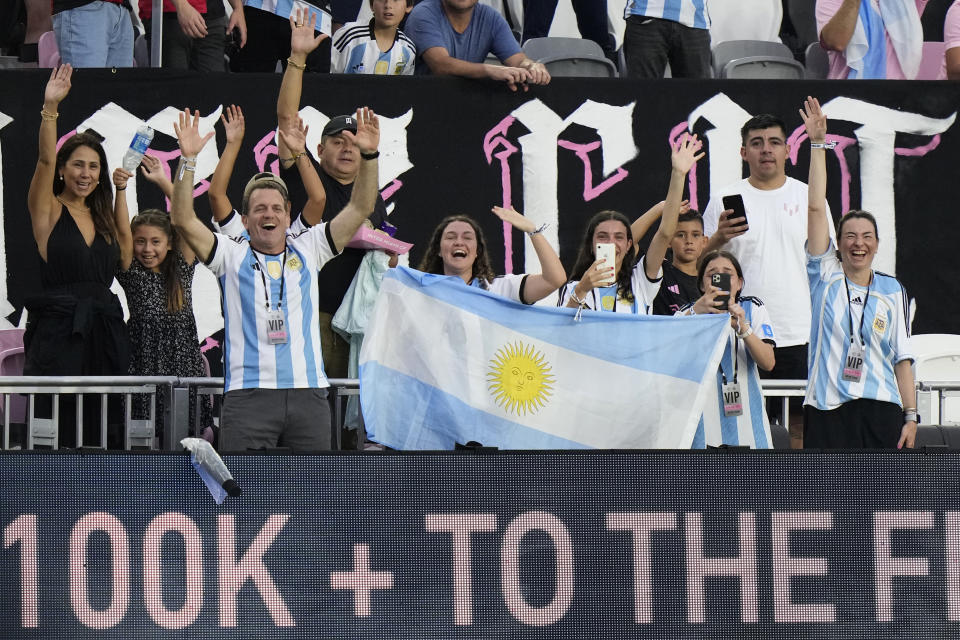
top-left (801, 97), bottom-right (917, 449)
top-left (558, 133), bottom-right (703, 314)
top-left (677, 250), bottom-right (776, 448)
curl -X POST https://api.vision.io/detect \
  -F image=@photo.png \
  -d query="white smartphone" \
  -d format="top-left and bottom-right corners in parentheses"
top-left (594, 243), bottom-right (616, 287)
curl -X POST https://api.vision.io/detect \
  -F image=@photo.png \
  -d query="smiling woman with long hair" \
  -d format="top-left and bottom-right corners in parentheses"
top-left (418, 206), bottom-right (566, 304)
top-left (24, 64), bottom-right (130, 448)
top-left (801, 96), bottom-right (916, 449)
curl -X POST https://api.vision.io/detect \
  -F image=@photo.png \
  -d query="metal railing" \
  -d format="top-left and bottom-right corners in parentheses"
top-left (0, 376), bottom-right (955, 450)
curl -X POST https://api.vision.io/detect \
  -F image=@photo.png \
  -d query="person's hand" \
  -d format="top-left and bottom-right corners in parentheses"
top-left (714, 209), bottom-right (749, 243)
top-left (692, 284), bottom-right (728, 315)
top-left (277, 117), bottom-right (308, 155)
top-left (799, 96), bottom-right (827, 144)
top-left (173, 108), bottom-right (215, 158)
top-left (176, 2), bottom-right (208, 39)
top-left (43, 64), bottom-right (72, 109)
top-left (728, 301), bottom-right (748, 332)
top-left (898, 420), bottom-right (917, 449)
top-left (671, 132), bottom-right (704, 175)
top-left (140, 154), bottom-right (168, 184)
top-left (289, 7), bottom-right (327, 56)
top-left (578, 257), bottom-right (615, 294)
top-left (342, 107), bottom-right (379, 154)
top-left (485, 64), bottom-right (533, 92)
top-left (679, 199), bottom-right (691, 215)
top-left (384, 250), bottom-right (399, 268)
top-left (221, 104), bottom-right (245, 144)
top-left (112, 167), bottom-right (133, 189)
top-left (491, 206), bottom-right (536, 233)
top-left (226, 5), bottom-right (247, 48)
top-left (522, 60), bottom-right (550, 85)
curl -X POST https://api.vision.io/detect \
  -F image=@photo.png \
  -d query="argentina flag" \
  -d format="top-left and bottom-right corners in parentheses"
top-left (359, 267), bottom-right (729, 450)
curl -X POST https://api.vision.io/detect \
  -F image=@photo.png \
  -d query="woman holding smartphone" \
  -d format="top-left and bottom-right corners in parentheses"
top-left (558, 133), bottom-right (702, 313)
top-left (679, 250), bottom-right (776, 447)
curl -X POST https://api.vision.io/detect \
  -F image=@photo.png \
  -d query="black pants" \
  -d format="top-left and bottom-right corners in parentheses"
top-left (144, 14), bottom-right (226, 72)
top-left (804, 399), bottom-right (904, 449)
top-left (622, 15), bottom-right (711, 78)
top-left (229, 6), bottom-right (330, 72)
top-left (522, 0), bottom-right (615, 59)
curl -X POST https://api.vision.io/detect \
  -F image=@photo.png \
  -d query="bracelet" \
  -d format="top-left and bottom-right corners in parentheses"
top-left (737, 326), bottom-right (753, 339)
top-left (903, 409), bottom-right (919, 423)
top-left (286, 57), bottom-right (306, 70)
top-left (527, 222), bottom-right (548, 237)
top-left (177, 157), bottom-right (197, 182)
top-left (360, 150), bottom-right (380, 160)
top-left (569, 290), bottom-right (587, 307)
top-left (283, 151), bottom-right (307, 163)
top-left (810, 141), bottom-right (837, 149)
top-left (40, 109), bottom-right (59, 121)
top-left (115, 186), bottom-right (126, 191)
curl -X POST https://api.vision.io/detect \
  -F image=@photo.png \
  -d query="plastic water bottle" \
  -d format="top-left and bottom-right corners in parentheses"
top-left (122, 125), bottom-right (154, 171)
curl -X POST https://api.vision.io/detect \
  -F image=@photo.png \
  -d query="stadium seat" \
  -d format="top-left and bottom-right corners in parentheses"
top-left (912, 333), bottom-right (960, 426)
top-left (522, 37), bottom-right (617, 78)
top-left (712, 40), bottom-right (805, 79)
top-left (805, 41), bottom-right (829, 79)
top-left (37, 31), bottom-right (60, 68)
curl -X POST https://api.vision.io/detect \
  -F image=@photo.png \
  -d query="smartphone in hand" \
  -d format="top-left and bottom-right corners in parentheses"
top-left (595, 243), bottom-right (616, 287)
top-left (711, 272), bottom-right (731, 310)
top-left (722, 194), bottom-right (748, 227)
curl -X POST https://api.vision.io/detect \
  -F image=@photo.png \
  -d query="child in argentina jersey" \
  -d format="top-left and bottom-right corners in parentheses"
top-left (680, 296), bottom-right (776, 448)
top-left (205, 223), bottom-right (338, 392)
top-left (805, 245), bottom-right (912, 410)
top-left (332, 19), bottom-right (416, 75)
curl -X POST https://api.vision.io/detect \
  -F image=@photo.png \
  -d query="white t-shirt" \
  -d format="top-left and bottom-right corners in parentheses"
top-left (703, 176), bottom-right (835, 348)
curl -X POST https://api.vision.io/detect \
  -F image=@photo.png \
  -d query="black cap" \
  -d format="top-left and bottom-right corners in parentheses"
top-left (322, 114), bottom-right (357, 138)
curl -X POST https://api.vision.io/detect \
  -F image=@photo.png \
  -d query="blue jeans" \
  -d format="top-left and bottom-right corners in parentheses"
top-left (53, 1), bottom-right (134, 68)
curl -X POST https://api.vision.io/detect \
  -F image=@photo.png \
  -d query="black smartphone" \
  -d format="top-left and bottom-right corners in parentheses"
top-left (711, 272), bottom-right (731, 310)
top-left (722, 194), bottom-right (748, 226)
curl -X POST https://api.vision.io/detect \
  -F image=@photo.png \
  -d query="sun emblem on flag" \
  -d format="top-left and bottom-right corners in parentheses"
top-left (487, 341), bottom-right (555, 416)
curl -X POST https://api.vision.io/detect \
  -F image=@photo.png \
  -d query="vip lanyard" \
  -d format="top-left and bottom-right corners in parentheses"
top-left (843, 273), bottom-right (872, 346)
top-left (719, 333), bottom-right (739, 385)
top-left (252, 248), bottom-right (288, 311)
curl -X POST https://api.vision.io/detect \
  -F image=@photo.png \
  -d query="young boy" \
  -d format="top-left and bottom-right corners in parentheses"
top-left (331, 0), bottom-right (416, 75)
top-left (632, 204), bottom-right (707, 315)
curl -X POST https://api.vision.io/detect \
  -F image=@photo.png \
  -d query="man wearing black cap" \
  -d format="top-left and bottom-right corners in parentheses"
top-left (277, 17), bottom-right (392, 447)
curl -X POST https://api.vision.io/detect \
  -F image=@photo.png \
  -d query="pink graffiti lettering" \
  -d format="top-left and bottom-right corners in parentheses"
top-left (483, 116), bottom-right (519, 273)
top-left (787, 127), bottom-right (857, 214)
top-left (380, 179), bottom-right (403, 201)
top-left (253, 130), bottom-right (280, 176)
top-left (56, 130), bottom-right (78, 150)
top-left (557, 139), bottom-right (629, 202)
top-left (199, 337), bottom-right (220, 354)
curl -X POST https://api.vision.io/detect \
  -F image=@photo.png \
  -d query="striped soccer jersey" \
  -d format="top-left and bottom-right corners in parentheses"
top-left (805, 247), bottom-right (913, 410)
top-left (557, 255), bottom-right (663, 314)
top-left (331, 20), bottom-right (416, 75)
top-left (623, 0), bottom-right (711, 30)
top-left (205, 224), bottom-right (337, 392)
top-left (683, 297), bottom-right (776, 449)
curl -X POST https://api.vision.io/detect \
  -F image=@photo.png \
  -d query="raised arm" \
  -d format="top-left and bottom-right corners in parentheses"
top-left (818, 0), bottom-right (860, 52)
top-left (277, 118), bottom-right (327, 226)
top-left (140, 154), bottom-right (174, 201)
top-left (630, 199), bottom-right (690, 249)
top-left (208, 104), bottom-right (243, 222)
top-left (645, 133), bottom-right (703, 279)
top-left (28, 64), bottom-right (72, 254)
top-left (112, 167), bottom-right (134, 270)
top-left (328, 107), bottom-right (379, 250)
top-left (171, 109), bottom-right (216, 261)
top-left (277, 9), bottom-right (327, 166)
top-left (801, 96), bottom-right (831, 256)
top-left (491, 206), bottom-right (565, 303)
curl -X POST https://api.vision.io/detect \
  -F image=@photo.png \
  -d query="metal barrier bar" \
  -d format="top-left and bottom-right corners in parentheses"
top-left (150, 0), bottom-right (163, 67)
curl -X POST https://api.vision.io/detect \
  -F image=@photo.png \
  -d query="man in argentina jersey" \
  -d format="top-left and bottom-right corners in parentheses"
top-left (170, 107), bottom-right (381, 451)
top-left (331, 0), bottom-right (416, 74)
top-left (622, 0), bottom-right (711, 78)
top-left (801, 96), bottom-right (916, 449)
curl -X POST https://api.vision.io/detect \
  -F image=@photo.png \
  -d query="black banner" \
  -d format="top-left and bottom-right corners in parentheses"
top-left (1, 71), bottom-right (956, 335)
top-left (1, 451), bottom-right (960, 638)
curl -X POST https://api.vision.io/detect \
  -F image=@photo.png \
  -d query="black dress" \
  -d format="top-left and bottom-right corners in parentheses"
top-left (24, 207), bottom-right (129, 447)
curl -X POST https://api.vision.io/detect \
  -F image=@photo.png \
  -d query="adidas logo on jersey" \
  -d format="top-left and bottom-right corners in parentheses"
top-left (850, 295), bottom-right (863, 305)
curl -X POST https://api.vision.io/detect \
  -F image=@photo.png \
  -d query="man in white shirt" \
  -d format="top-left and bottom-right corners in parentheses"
top-left (702, 113), bottom-right (835, 447)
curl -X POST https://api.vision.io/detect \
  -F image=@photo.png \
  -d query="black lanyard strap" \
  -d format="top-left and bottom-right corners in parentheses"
top-left (253, 248), bottom-right (288, 311)
top-left (843, 272), bottom-right (872, 346)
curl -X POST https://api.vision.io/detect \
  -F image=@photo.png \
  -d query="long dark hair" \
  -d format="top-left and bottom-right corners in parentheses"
top-left (55, 133), bottom-right (117, 242)
top-left (131, 210), bottom-right (184, 313)
top-left (696, 249), bottom-right (745, 298)
top-left (569, 210), bottom-right (636, 303)
top-left (418, 215), bottom-right (496, 284)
